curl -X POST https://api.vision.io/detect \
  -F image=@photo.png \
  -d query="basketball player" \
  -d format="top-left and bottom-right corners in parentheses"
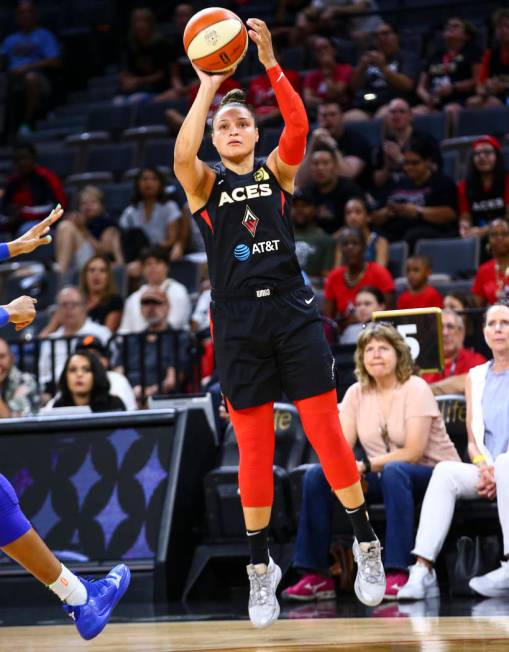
top-left (174, 19), bottom-right (385, 627)
top-left (0, 206), bottom-right (130, 640)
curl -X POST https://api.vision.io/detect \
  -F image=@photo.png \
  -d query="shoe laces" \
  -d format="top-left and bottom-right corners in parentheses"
top-left (357, 543), bottom-right (384, 584)
top-left (248, 567), bottom-right (273, 606)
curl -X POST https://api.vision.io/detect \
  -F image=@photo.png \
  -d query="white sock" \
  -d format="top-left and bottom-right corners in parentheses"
top-left (48, 564), bottom-right (88, 606)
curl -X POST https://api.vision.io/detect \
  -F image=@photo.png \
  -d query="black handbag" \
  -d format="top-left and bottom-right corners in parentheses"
top-left (447, 535), bottom-right (501, 596)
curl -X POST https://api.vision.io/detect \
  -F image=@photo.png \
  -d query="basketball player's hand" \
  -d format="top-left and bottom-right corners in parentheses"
top-left (3, 295), bottom-right (37, 331)
top-left (8, 204), bottom-right (63, 257)
top-left (192, 63), bottom-right (236, 92)
top-left (247, 19), bottom-right (277, 69)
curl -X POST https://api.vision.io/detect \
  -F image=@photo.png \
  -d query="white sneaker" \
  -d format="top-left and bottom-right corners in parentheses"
top-left (246, 557), bottom-right (282, 628)
top-left (352, 539), bottom-right (385, 607)
top-left (397, 563), bottom-right (440, 601)
top-left (469, 561), bottom-right (509, 598)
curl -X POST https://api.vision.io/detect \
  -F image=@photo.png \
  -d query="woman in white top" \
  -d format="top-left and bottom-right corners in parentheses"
top-left (399, 302), bottom-right (509, 601)
top-left (119, 167), bottom-right (184, 266)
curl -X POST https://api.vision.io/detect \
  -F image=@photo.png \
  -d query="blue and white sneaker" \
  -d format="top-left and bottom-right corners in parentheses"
top-left (64, 564), bottom-right (131, 640)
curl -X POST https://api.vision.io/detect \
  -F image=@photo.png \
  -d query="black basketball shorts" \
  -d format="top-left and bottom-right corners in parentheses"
top-left (210, 283), bottom-right (336, 410)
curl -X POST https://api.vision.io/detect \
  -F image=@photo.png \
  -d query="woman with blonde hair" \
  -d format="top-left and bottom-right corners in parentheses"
top-left (283, 322), bottom-right (459, 602)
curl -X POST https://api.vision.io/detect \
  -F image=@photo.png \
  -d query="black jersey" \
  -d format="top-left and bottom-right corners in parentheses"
top-left (192, 158), bottom-right (301, 290)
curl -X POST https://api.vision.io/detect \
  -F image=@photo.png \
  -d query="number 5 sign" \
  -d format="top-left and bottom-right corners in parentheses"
top-left (372, 307), bottom-right (444, 373)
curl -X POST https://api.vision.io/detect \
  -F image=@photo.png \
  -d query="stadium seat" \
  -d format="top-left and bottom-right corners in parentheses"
top-left (136, 100), bottom-right (188, 127)
top-left (442, 149), bottom-right (459, 181)
top-left (66, 171), bottom-right (114, 187)
top-left (86, 104), bottom-right (135, 136)
top-left (37, 147), bottom-right (77, 179)
top-left (83, 143), bottom-right (137, 179)
top-left (258, 128), bottom-right (282, 156)
top-left (415, 237), bottom-right (479, 279)
top-left (198, 138), bottom-right (218, 163)
top-left (122, 125), bottom-right (168, 166)
top-left (344, 119), bottom-right (382, 147)
top-left (456, 107), bottom-right (509, 138)
top-left (414, 113), bottom-right (447, 142)
top-left (435, 394), bottom-right (468, 461)
top-left (387, 241), bottom-right (408, 279)
top-left (65, 131), bottom-right (112, 173)
top-left (142, 138), bottom-right (175, 170)
top-left (169, 260), bottom-right (201, 294)
top-left (100, 182), bottom-right (132, 220)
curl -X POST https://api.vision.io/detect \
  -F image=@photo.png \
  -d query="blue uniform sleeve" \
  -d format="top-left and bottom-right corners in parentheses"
top-left (0, 243), bottom-right (9, 261)
top-left (0, 307), bottom-right (9, 327)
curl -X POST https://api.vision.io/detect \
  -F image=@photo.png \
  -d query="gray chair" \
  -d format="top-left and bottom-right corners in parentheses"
top-left (456, 107), bottom-right (509, 138)
top-left (388, 241), bottom-right (409, 279)
top-left (415, 237), bottom-right (479, 279)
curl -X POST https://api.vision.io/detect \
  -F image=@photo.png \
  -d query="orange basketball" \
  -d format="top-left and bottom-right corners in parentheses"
top-left (183, 7), bottom-right (248, 73)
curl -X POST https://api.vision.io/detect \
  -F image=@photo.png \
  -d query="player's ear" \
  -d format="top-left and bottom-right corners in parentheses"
top-left (255, 126), bottom-right (259, 143)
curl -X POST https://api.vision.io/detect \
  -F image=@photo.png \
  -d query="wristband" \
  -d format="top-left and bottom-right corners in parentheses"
top-left (472, 454), bottom-right (486, 465)
top-left (0, 306), bottom-right (9, 327)
top-left (0, 243), bottom-right (10, 261)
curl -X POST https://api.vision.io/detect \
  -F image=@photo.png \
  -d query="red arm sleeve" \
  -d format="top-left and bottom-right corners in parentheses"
top-left (457, 179), bottom-right (469, 215)
top-left (478, 50), bottom-right (491, 84)
top-left (266, 64), bottom-right (309, 166)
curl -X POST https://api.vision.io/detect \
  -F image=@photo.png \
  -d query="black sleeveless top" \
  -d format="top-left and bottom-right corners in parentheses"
top-left (192, 158), bottom-right (301, 290)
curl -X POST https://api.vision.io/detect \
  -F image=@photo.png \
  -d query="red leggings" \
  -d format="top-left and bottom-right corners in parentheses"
top-left (227, 389), bottom-right (359, 508)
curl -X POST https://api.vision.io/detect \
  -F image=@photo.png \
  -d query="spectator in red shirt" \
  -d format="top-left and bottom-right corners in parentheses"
top-left (303, 36), bottom-right (353, 110)
top-left (472, 218), bottom-right (509, 306)
top-left (324, 227), bottom-right (394, 322)
top-left (397, 256), bottom-right (444, 310)
top-left (246, 46), bottom-right (301, 125)
top-left (458, 136), bottom-right (509, 241)
top-left (468, 8), bottom-right (509, 108)
top-left (422, 309), bottom-right (486, 395)
top-left (1, 143), bottom-right (66, 236)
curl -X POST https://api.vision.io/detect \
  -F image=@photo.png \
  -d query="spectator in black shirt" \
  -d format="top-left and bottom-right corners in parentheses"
top-left (115, 8), bottom-right (171, 104)
top-left (345, 22), bottom-right (420, 121)
top-left (156, 3), bottom-right (195, 102)
top-left (300, 145), bottom-right (364, 237)
top-left (372, 135), bottom-right (458, 249)
top-left (458, 136), bottom-right (509, 240)
top-left (373, 98), bottom-right (442, 190)
top-left (414, 17), bottom-right (481, 121)
top-left (468, 8), bottom-right (509, 108)
top-left (297, 101), bottom-right (371, 190)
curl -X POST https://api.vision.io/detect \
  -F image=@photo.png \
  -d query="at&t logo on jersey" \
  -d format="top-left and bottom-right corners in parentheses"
top-left (219, 183), bottom-right (272, 207)
top-left (234, 240), bottom-right (281, 262)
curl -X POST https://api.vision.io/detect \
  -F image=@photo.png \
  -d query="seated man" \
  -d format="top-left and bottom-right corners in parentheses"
top-left (38, 287), bottom-right (111, 391)
top-left (422, 309), bottom-right (486, 395)
top-left (118, 245), bottom-right (191, 333)
top-left (0, 0), bottom-right (61, 133)
top-left (115, 287), bottom-right (189, 402)
top-left (0, 336), bottom-right (39, 416)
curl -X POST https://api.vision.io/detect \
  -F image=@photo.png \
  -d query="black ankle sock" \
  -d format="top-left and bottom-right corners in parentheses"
top-left (246, 527), bottom-right (270, 565)
top-left (344, 502), bottom-right (376, 543)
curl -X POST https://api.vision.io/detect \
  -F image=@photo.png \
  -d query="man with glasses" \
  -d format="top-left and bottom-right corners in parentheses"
top-left (422, 310), bottom-right (486, 395)
top-left (372, 135), bottom-right (458, 248)
top-left (373, 98), bottom-right (442, 189)
top-left (346, 22), bottom-right (420, 121)
top-left (38, 286), bottom-right (111, 391)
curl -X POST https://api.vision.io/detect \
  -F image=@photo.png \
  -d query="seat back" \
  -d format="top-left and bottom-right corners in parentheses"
top-left (435, 394), bottom-right (468, 461)
top-left (388, 241), bottom-right (408, 279)
top-left (415, 237), bottom-right (479, 278)
top-left (457, 107), bottom-right (509, 138)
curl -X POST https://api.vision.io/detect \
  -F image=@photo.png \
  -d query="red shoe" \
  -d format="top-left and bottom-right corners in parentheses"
top-left (281, 574), bottom-right (336, 602)
top-left (384, 572), bottom-right (409, 600)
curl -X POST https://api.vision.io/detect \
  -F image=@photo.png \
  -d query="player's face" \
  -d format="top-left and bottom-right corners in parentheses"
top-left (442, 314), bottom-right (464, 357)
top-left (354, 292), bottom-right (382, 323)
top-left (345, 199), bottom-right (368, 229)
top-left (66, 355), bottom-right (93, 397)
top-left (484, 305), bottom-right (509, 354)
top-left (406, 259), bottom-right (429, 290)
top-left (212, 107), bottom-right (258, 161)
top-left (363, 337), bottom-right (398, 380)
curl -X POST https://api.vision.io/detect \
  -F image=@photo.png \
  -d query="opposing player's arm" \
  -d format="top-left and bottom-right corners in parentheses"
top-left (0, 296), bottom-right (38, 331)
top-left (247, 19), bottom-right (309, 193)
top-left (174, 66), bottom-right (233, 212)
top-left (5, 204), bottom-right (63, 258)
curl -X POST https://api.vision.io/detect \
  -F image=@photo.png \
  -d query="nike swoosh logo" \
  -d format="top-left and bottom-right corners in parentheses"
top-left (218, 180), bottom-right (224, 185)
top-left (304, 581), bottom-right (328, 591)
top-left (305, 297), bottom-right (315, 304)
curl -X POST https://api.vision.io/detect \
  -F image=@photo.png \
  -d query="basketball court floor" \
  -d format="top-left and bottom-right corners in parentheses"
top-left (1, 595), bottom-right (508, 651)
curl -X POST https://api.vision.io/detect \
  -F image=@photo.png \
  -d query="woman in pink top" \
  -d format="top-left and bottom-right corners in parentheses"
top-left (282, 322), bottom-right (459, 603)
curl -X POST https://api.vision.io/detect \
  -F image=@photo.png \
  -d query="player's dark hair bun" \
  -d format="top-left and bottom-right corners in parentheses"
top-left (219, 89), bottom-right (247, 109)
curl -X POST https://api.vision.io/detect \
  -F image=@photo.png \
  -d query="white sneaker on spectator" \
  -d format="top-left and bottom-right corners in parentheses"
top-left (246, 557), bottom-right (282, 628)
top-left (352, 539), bottom-right (385, 607)
top-left (397, 563), bottom-right (439, 601)
top-left (469, 561), bottom-right (509, 598)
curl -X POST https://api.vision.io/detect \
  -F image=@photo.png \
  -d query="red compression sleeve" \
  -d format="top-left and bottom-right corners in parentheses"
top-left (266, 64), bottom-right (309, 166)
